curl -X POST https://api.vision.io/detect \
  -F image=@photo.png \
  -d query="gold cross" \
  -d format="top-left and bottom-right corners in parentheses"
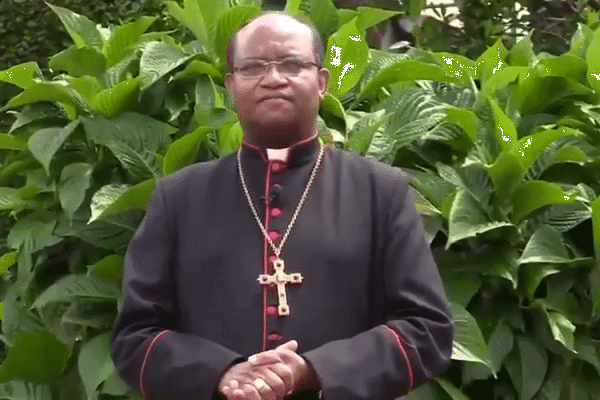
top-left (258, 258), bottom-right (303, 316)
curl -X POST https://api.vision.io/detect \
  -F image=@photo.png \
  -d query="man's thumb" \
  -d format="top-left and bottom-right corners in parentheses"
top-left (276, 340), bottom-right (298, 352)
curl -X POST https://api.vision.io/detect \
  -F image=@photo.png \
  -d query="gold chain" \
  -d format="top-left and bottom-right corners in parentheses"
top-left (237, 137), bottom-right (324, 258)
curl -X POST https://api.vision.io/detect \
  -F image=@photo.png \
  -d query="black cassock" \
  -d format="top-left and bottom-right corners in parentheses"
top-left (110, 134), bottom-right (453, 399)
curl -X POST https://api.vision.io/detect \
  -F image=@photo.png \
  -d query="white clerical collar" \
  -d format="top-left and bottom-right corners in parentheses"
top-left (266, 147), bottom-right (290, 162)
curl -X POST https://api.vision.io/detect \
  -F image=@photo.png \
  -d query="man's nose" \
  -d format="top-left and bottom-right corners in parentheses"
top-left (261, 64), bottom-right (287, 85)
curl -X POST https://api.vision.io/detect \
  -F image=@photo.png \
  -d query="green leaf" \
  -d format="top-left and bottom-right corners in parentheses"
top-left (508, 35), bottom-right (536, 66)
top-left (0, 187), bottom-right (37, 212)
top-left (0, 381), bottom-right (52, 399)
top-left (82, 113), bottom-right (170, 181)
top-left (2, 81), bottom-right (84, 111)
top-left (488, 322), bottom-right (514, 373)
top-left (439, 272), bottom-right (480, 308)
top-left (515, 127), bottom-right (581, 171)
top-left (522, 263), bottom-right (561, 299)
top-left (46, 3), bottom-right (103, 49)
top-left (89, 179), bottom-right (156, 223)
top-left (511, 181), bottom-right (576, 223)
top-left (436, 378), bottom-right (470, 400)
top-left (28, 120), bottom-right (80, 175)
top-left (58, 163), bottom-right (93, 220)
top-left (214, 5), bottom-right (261, 64)
top-left (301, 0), bottom-right (339, 39)
top-left (445, 107), bottom-right (477, 143)
top-left (78, 332), bottom-right (114, 398)
top-left (7, 211), bottom-right (62, 253)
top-left (520, 225), bottom-right (570, 264)
top-left (586, 26), bottom-right (600, 92)
top-left (219, 121), bottom-right (243, 155)
top-left (475, 39), bottom-right (508, 82)
top-left (447, 189), bottom-right (516, 248)
top-left (488, 96), bottom-right (517, 152)
top-left (101, 370), bottom-right (130, 396)
top-left (88, 254), bottom-right (124, 284)
top-left (49, 46), bottom-right (106, 78)
top-left (66, 76), bottom-right (101, 105)
top-left (433, 52), bottom-right (477, 81)
top-left (346, 109), bottom-right (388, 155)
top-left (0, 252), bottom-right (16, 275)
top-left (164, 1), bottom-right (209, 44)
top-left (170, 60), bottom-right (223, 82)
top-left (510, 337), bottom-right (548, 400)
top-left (357, 60), bottom-right (459, 102)
top-left (139, 41), bottom-right (193, 90)
top-left (0, 330), bottom-right (69, 383)
top-left (326, 17), bottom-right (369, 96)
top-left (103, 16), bottom-right (157, 66)
top-left (0, 134), bottom-right (27, 151)
top-left (163, 126), bottom-right (212, 175)
top-left (319, 92), bottom-right (347, 131)
top-left (520, 74), bottom-right (594, 115)
top-left (544, 309), bottom-right (576, 353)
top-left (593, 196), bottom-right (600, 263)
top-left (92, 77), bottom-right (142, 118)
top-left (0, 62), bottom-right (42, 89)
top-left (450, 302), bottom-right (494, 372)
top-left (32, 275), bottom-right (120, 308)
top-left (482, 66), bottom-right (527, 95)
top-left (355, 6), bottom-right (401, 31)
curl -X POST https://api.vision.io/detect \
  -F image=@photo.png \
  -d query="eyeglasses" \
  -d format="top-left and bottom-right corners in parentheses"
top-left (233, 59), bottom-right (321, 78)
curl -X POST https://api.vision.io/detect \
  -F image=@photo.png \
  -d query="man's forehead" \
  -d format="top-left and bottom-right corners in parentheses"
top-left (236, 15), bottom-right (312, 58)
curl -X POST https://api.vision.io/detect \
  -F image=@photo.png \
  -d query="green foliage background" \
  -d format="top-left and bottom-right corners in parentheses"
top-left (0, 0), bottom-right (600, 399)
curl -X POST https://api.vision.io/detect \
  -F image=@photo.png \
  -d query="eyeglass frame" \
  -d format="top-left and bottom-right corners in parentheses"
top-left (230, 59), bottom-right (322, 78)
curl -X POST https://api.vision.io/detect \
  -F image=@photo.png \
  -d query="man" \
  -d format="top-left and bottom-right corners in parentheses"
top-left (110, 11), bottom-right (453, 400)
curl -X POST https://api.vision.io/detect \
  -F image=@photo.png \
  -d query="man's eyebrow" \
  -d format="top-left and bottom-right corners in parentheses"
top-left (240, 55), bottom-right (305, 62)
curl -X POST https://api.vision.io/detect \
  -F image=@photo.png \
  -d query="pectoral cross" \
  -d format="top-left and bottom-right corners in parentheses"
top-left (258, 258), bottom-right (303, 316)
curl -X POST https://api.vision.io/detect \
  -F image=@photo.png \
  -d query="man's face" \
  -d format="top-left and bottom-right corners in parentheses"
top-left (225, 15), bottom-right (329, 142)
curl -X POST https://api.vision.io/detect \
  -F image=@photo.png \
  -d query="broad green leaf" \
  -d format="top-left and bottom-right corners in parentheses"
top-left (482, 66), bottom-right (527, 95)
top-left (103, 16), bottom-right (157, 66)
top-left (436, 378), bottom-right (470, 400)
top-left (28, 120), bottom-right (80, 174)
top-left (196, 0), bottom-right (228, 43)
top-left (163, 126), bottom-right (212, 175)
top-left (519, 74), bottom-right (594, 115)
top-left (88, 184), bottom-right (129, 224)
top-left (508, 35), bottom-right (535, 66)
top-left (515, 127), bottom-right (580, 171)
top-left (439, 272), bottom-right (480, 308)
top-left (586, 26), bottom-right (600, 92)
top-left (509, 337), bottom-right (548, 400)
top-left (488, 96), bottom-right (517, 151)
top-left (59, 163), bottom-right (93, 220)
top-left (544, 309), bottom-right (576, 353)
top-left (0, 330), bottom-right (69, 383)
top-left (475, 39), bottom-right (508, 82)
top-left (433, 52), bottom-right (477, 80)
top-left (101, 371), bottom-right (130, 396)
top-left (82, 113), bottom-right (170, 181)
top-left (92, 77), bottom-right (142, 118)
top-left (346, 109), bottom-right (388, 155)
top-left (593, 196), bottom-right (600, 263)
top-left (2, 288), bottom-right (45, 344)
top-left (49, 46), bottom-right (106, 78)
top-left (78, 332), bottom-right (114, 398)
top-left (8, 103), bottom-right (65, 134)
top-left (0, 187), bottom-right (37, 212)
top-left (511, 181), bottom-right (576, 223)
top-left (89, 179), bottom-right (156, 223)
top-left (592, 268), bottom-right (600, 317)
top-left (88, 254), bottom-right (124, 284)
top-left (445, 107), bottom-right (476, 143)
top-left (0, 252), bottom-right (16, 275)
top-left (570, 24), bottom-right (594, 59)
top-left (447, 189), bottom-right (516, 248)
top-left (450, 302), bottom-right (494, 372)
top-left (164, 1), bottom-right (208, 45)
top-left (355, 6), bottom-right (401, 31)
top-left (0, 62), bottom-right (42, 89)
top-left (405, 380), bottom-right (449, 400)
top-left (214, 4), bottom-right (262, 64)
top-left (0, 133), bottom-right (32, 151)
top-left (139, 41), bottom-right (193, 90)
top-left (574, 335), bottom-right (600, 375)
top-left (522, 263), bottom-right (561, 299)
top-left (488, 322), bottom-right (514, 373)
top-left (319, 93), bottom-right (347, 131)
top-left (170, 60), bottom-right (223, 82)
top-left (7, 211), bottom-right (62, 253)
top-left (46, 3), bottom-right (103, 49)
top-left (2, 81), bottom-right (84, 111)
top-left (300, 0), bottom-right (339, 39)
top-left (32, 275), bottom-right (120, 308)
top-left (61, 302), bottom-right (117, 331)
top-left (525, 203), bottom-right (590, 235)
top-left (0, 381), bottom-right (52, 399)
top-left (519, 225), bottom-right (570, 264)
top-left (357, 60), bottom-right (459, 102)
top-left (66, 75), bottom-right (101, 106)
top-left (219, 121), bottom-right (243, 155)
top-left (326, 17), bottom-right (369, 96)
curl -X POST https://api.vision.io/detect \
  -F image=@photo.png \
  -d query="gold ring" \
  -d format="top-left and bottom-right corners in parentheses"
top-left (253, 378), bottom-right (268, 391)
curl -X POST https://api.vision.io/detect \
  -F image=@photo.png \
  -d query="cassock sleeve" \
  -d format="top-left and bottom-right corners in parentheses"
top-left (303, 172), bottom-right (453, 399)
top-left (110, 181), bottom-right (243, 399)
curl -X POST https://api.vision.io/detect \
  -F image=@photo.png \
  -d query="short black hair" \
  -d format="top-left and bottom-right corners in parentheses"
top-left (226, 12), bottom-right (325, 74)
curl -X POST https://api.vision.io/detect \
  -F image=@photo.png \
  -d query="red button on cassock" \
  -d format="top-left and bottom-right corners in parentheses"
top-left (266, 306), bottom-right (278, 316)
top-left (270, 162), bottom-right (285, 174)
top-left (270, 207), bottom-right (282, 218)
top-left (269, 255), bottom-right (278, 264)
top-left (267, 332), bottom-right (283, 341)
top-left (268, 231), bottom-right (280, 241)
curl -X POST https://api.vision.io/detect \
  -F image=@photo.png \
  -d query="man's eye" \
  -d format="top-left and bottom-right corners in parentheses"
top-left (240, 63), bottom-right (266, 74)
top-left (281, 60), bottom-right (304, 74)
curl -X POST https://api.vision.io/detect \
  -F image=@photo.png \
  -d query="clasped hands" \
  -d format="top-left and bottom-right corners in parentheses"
top-left (219, 340), bottom-right (319, 400)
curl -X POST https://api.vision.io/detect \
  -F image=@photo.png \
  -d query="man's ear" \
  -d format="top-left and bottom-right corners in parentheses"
top-left (318, 68), bottom-right (329, 100)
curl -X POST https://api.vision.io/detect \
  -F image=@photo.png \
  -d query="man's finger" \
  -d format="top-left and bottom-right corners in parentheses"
top-left (276, 340), bottom-right (298, 353)
top-left (248, 350), bottom-right (283, 365)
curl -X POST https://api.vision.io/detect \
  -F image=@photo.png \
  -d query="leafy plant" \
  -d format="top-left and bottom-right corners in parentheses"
top-left (0, 0), bottom-right (599, 399)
